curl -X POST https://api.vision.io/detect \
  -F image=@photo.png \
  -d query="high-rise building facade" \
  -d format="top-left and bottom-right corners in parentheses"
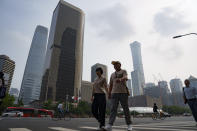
top-left (0, 55), bottom-right (15, 92)
top-left (19, 25), bottom-right (48, 104)
top-left (158, 81), bottom-right (170, 94)
top-left (130, 41), bottom-right (145, 96)
top-left (131, 71), bottom-right (143, 96)
top-left (91, 63), bottom-right (108, 82)
top-left (9, 88), bottom-right (19, 97)
top-left (188, 75), bottom-right (197, 88)
top-left (126, 79), bottom-right (132, 97)
top-left (80, 81), bottom-right (93, 103)
top-left (40, 0), bottom-right (85, 102)
top-left (170, 78), bottom-right (183, 93)
top-left (145, 83), bottom-right (155, 88)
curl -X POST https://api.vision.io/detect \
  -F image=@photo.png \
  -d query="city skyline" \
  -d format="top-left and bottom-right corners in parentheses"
top-left (1, 0), bottom-right (197, 91)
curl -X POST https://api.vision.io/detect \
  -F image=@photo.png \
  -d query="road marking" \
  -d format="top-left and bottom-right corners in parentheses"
top-left (9, 128), bottom-right (32, 131)
top-left (80, 126), bottom-right (121, 131)
top-left (49, 127), bottom-right (79, 131)
top-left (133, 126), bottom-right (197, 131)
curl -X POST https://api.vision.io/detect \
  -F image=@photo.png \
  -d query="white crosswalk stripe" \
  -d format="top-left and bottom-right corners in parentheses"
top-left (7, 121), bottom-right (197, 131)
top-left (9, 128), bottom-right (32, 131)
top-left (48, 127), bottom-right (79, 131)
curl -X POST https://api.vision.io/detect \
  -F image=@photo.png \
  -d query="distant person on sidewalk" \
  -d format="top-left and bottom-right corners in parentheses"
top-left (105, 61), bottom-right (132, 131)
top-left (0, 72), bottom-right (6, 106)
top-left (91, 67), bottom-right (108, 130)
top-left (183, 79), bottom-right (197, 126)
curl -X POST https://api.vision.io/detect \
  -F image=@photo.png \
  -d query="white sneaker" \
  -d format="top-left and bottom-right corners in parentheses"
top-left (127, 124), bottom-right (133, 131)
top-left (96, 126), bottom-right (101, 130)
top-left (105, 124), bottom-right (112, 131)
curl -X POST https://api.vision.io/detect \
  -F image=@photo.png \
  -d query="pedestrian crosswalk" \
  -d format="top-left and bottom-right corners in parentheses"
top-left (7, 121), bottom-right (197, 131)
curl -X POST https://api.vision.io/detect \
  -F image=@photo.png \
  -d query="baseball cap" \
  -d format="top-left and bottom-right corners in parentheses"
top-left (111, 61), bottom-right (121, 65)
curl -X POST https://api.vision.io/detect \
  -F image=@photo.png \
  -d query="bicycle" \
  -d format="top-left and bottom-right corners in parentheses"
top-left (52, 109), bottom-right (71, 121)
top-left (152, 112), bottom-right (166, 120)
top-left (52, 95), bottom-right (71, 121)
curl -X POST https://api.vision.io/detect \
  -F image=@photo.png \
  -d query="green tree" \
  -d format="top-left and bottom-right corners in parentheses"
top-left (42, 100), bottom-right (54, 110)
top-left (15, 98), bottom-right (24, 107)
top-left (162, 105), bottom-right (191, 115)
top-left (0, 93), bottom-right (15, 114)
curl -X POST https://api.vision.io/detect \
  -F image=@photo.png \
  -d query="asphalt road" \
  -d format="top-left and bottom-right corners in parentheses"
top-left (0, 116), bottom-right (196, 131)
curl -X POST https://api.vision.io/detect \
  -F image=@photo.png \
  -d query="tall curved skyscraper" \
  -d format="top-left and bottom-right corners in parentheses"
top-left (40, 0), bottom-right (85, 102)
top-left (19, 25), bottom-right (48, 104)
top-left (130, 41), bottom-right (145, 96)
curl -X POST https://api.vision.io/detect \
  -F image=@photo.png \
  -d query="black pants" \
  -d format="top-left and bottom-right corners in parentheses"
top-left (188, 99), bottom-right (197, 122)
top-left (92, 93), bottom-right (106, 127)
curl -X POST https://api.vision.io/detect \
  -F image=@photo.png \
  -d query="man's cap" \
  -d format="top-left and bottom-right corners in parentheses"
top-left (111, 61), bottom-right (121, 65)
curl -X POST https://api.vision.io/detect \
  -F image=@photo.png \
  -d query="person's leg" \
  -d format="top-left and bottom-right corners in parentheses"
top-left (98, 94), bottom-right (106, 127)
top-left (188, 101), bottom-right (197, 122)
top-left (109, 93), bottom-right (119, 125)
top-left (92, 95), bottom-right (99, 122)
top-left (191, 100), bottom-right (197, 122)
top-left (119, 93), bottom-right (132, 125)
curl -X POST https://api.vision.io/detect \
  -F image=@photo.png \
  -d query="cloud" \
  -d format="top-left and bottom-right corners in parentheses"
top-left (153, 7), bottom-right (190, 36)
top-left (149, 40), bottom-right (183, 61)
top-left (89, 3), bottom-right (135, 41)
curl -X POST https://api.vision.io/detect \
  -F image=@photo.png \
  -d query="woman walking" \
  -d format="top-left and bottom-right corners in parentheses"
top-left (91, 67), bottom-right (108, 130)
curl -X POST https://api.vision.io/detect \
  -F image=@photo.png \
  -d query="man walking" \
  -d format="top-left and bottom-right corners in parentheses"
top-left (183, 79), bottom-right (197, 126)
top-left (105, 61), bottom-right (132, 131)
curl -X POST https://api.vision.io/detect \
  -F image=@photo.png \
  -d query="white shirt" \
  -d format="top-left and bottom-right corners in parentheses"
top-left (58, 104), bottom-right (63, 109)
top-left (183, 86), bottom-right (197, 99)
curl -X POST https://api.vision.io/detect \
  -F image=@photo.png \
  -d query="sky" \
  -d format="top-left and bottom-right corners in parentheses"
top-left (0, 0), bottom-right (197, 91)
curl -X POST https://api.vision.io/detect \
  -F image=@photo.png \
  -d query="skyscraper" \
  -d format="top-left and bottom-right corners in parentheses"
top-left (81, 81), bottom-right (93, 103)
top-left (158, 81), bottom-right (170, 94)
top-left (170, 78), bottom-right (183, 93)
top-left (40, 0), bottom-right (85, 102)
top-left (91, 63), bottom-right (108, 82)
top-left (130, 41), bottom-right (145, 96)
top-left (131, 71), bottom-right (143, 96)
top-left (19, 25), bottom-right (48, 104)
top-left (0, 55), bottom-right (15, 92)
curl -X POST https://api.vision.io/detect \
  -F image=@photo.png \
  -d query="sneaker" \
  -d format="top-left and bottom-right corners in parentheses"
top-left (127, 124), bottom-right (133, 131)
top-left (100, 126), bottom-right (105, 130)
top-left (96, 126), bottom-right (101, 130)
top-left (105, 124), bottom-right (112, 131)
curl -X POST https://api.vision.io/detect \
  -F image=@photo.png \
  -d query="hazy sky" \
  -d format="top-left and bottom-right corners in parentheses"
top-left (1, 0), bottom-right (197, 91)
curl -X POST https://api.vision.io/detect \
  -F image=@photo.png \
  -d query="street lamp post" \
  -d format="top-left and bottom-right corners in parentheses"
top-left (173, 33), bottom-right (197, 39)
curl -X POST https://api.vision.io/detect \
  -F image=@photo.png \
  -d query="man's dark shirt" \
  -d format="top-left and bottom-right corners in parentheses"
top-left (153, 105), bottom-right (158, 112)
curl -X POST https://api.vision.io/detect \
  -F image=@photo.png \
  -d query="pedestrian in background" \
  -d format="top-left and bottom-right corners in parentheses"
top-left (105, 61), bottom-right (132, 131)
top-left (91, 67), bottom-right (108, 130)
top-left (183, 79), bottom-right (197, 126)
top-left (0, 72), bottom-right (6, 106)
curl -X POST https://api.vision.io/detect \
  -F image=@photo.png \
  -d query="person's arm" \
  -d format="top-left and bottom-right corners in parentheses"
top-left (103, 78), bottom-right (108, 95)
top-left (108, 75), bottom-right (113, 99)
top-left (91, 84), bottom-right (95, 102)
top-left (183, 88), bottom-right (187, 104)
top-left (121, 70), bottom-right (128, 82)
